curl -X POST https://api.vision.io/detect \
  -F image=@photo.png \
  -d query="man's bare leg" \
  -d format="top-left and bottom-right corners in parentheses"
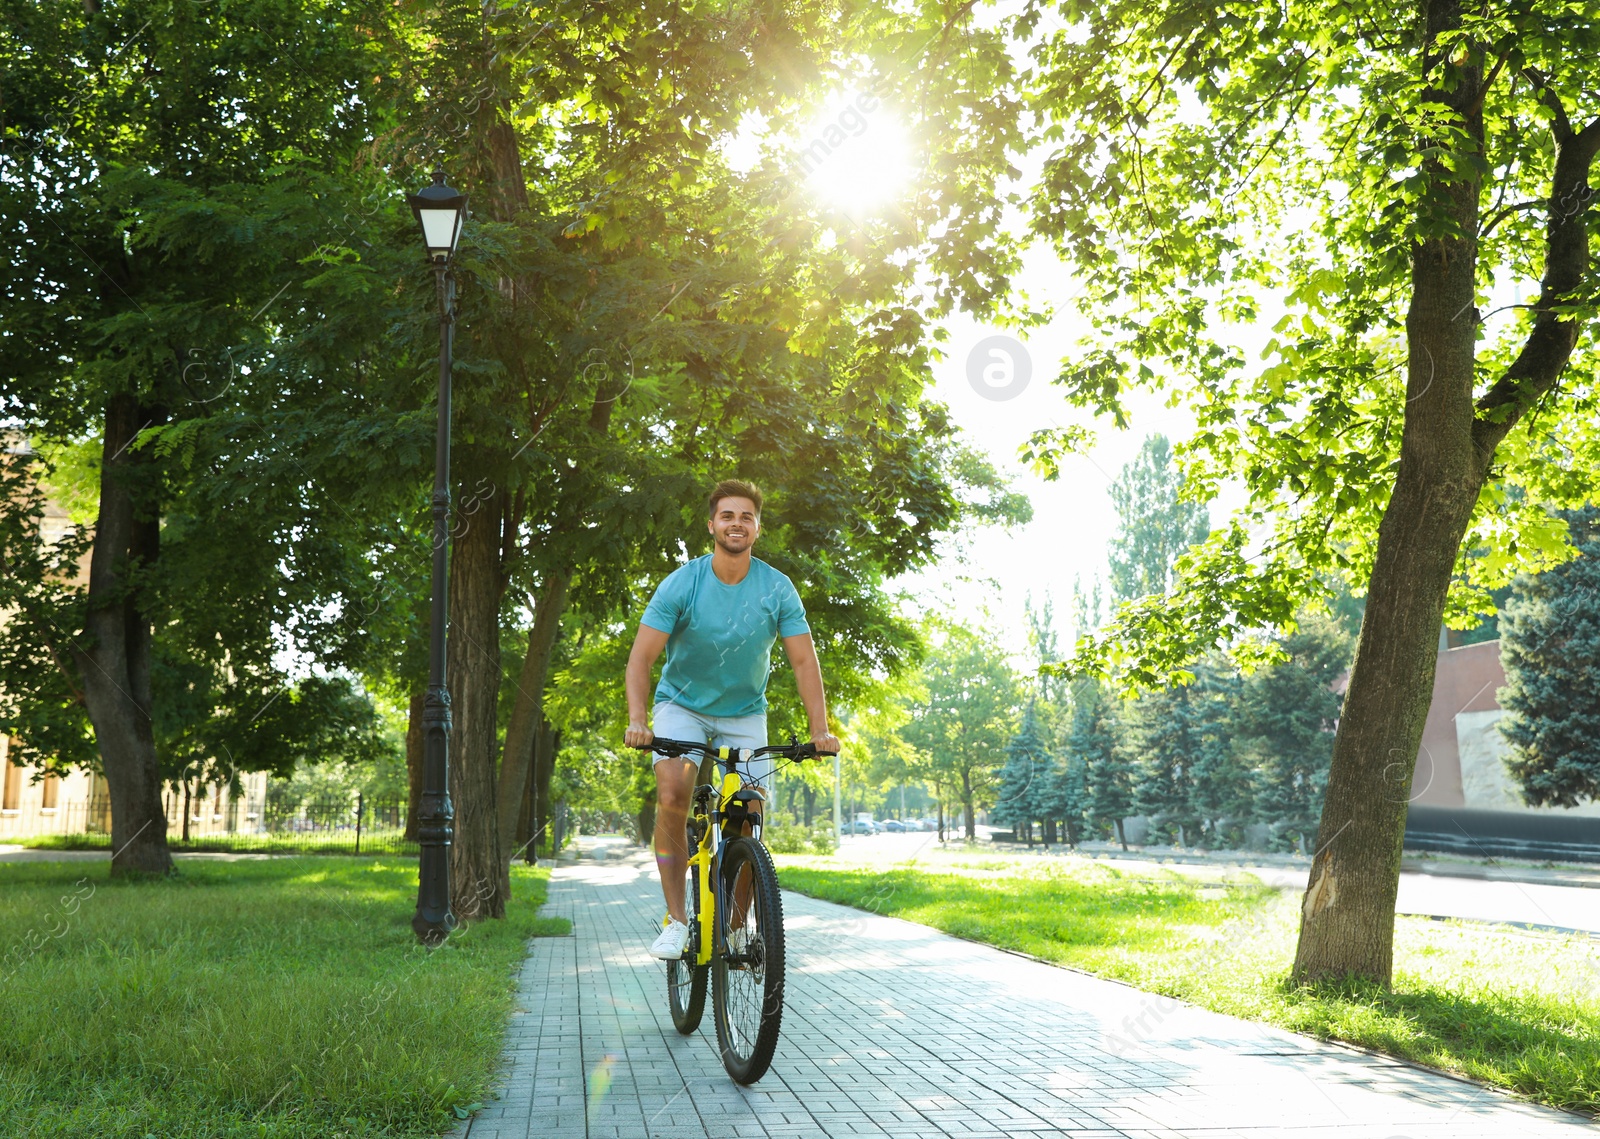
top-left (653, 757), bottom-right (697, 922)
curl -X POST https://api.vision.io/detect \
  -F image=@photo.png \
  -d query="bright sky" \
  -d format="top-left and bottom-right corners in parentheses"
top-left (896, 253), bottom-right (1221, 661)
top-left (732, 90), bottom-right (1224, 659)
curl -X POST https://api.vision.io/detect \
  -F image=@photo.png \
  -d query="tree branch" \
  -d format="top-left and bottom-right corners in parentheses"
top-left (1478, 200), bottom-right (1543, 239)
top-left (1466, 52), bottom-right (1509, 118)
top-left (1473, 114), bottom-right (1600, 454)
top-left (1521, 67), bottom-right (1573, 141)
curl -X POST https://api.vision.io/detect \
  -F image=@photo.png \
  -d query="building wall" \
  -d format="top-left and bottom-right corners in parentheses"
top-left (0, 737), bottom-right (271, 841)
top-left (1409, 639), bottom-right (1600, 816)
top-left (0, 736), bottom-right (105, 835)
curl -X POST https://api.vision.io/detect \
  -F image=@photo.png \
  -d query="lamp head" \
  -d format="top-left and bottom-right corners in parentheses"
top-left (406, 170), bottom-right (468, 263)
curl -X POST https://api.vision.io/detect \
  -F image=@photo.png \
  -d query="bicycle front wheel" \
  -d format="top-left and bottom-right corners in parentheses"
top-left (668, 828), bottom-right (707, 1034)
top-left (712, 836), bottom-right (785, 1083)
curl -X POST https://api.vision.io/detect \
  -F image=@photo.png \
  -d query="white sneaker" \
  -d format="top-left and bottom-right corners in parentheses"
top-left (651, 919), bottom-right (690, 960)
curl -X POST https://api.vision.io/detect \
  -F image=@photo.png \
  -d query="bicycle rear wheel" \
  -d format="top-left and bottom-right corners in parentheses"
top-left (712, 836), bottom-right (785, 1083)
top-left (667, 827), bottom-right (707, 1034)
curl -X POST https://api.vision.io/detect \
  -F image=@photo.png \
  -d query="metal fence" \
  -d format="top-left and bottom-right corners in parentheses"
top-left (0, 795), bottom-right (419, 856)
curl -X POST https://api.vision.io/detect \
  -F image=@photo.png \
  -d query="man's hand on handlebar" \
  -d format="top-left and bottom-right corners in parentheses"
top-left (628, 734), bottom-right (839, 760)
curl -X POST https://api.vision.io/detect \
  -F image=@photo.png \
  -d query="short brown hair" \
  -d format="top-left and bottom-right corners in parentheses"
top-left (708, 479), bottom-right (763, 518)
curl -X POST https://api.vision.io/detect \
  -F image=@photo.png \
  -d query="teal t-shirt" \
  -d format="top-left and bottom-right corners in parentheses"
top-left (640, 555), bottom-right (811, 718)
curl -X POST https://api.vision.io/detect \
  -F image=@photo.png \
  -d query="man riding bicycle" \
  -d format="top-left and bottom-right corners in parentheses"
top-left (625, 479), bottom-right (841, 960)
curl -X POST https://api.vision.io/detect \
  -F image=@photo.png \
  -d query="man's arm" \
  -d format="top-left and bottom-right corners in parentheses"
top-left (782, 632), bottom-right (841, 753)
top-left (625, 624), bottom-right (670, 747)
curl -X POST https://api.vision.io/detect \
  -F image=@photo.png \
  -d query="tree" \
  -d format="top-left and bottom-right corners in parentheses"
top-left (1022, 0), bottom-right (1600, 983)
top-left (365, 0), bottom-right (1037, 917)
top-left (1018, 593), bottom-right (1078, 843)
top-left (1068, 678), bottom-right (1131, 849)
top-left (1044, 748), bottom-right (1092, 848)
top-left (899, 622), bottom-right (1022, 840)
top-left (0, 0), bottom-right (399, 876)
top-left (1107, 435), bottom-right (1210, 602)
top-left (993, 701), bottom-right (1049, 842)
top-left (1124, 682), bottom-right (1206, 847)
top-left (1184, 664), bottom-right (1253, 849)
top-left (1236, 621), bottom-right (1351, 853)
top-left (1500, 508), bottom-right (1600, 807)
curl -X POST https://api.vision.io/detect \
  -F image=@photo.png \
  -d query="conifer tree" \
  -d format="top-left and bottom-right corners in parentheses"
top-left (1185, 664), bottom-right (1252, 848)
top-left (1047, 750), bottom-right (1092, 848)
top-left (1500, 508), bottom-right (1600, 807)
top-left (1070, 678), bottom-right (1131, 848)
top-left (1237, 620), bottom-right (1351, 853)
top-left (1125, 684), bottom-right (1204, 847)
top-left (993, 701), bottom-right (1048, 843)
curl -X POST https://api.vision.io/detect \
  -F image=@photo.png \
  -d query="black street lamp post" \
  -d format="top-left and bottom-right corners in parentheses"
top-left (407, 170), bottom-right (468, 946)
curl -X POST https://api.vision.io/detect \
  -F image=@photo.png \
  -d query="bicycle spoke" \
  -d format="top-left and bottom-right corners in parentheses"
top-left (724, 874), bottom-right (763, 1057)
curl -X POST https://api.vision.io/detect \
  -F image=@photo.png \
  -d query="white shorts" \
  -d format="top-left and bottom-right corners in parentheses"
top-left (651, 702), bottom-right (771, 792)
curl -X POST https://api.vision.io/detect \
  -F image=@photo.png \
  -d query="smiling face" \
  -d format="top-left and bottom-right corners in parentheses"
top-left (708, 495), bottom-right (761, 556)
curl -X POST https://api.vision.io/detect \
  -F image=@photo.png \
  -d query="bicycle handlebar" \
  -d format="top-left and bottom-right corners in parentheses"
top-left (632, 737), bottom-right (837, 762)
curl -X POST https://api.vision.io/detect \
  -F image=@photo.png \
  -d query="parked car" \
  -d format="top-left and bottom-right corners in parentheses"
top-left (883, 819), bottom-right (906, 833)
top-left (845, 820), bottom-right (875, 835)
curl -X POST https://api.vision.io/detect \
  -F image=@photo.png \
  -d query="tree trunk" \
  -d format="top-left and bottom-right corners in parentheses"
top-left (531, 720), bottom-right (559, 859)
top-left (513, 737), bottom-right (536, 862)
top-left (494, 569), bottom-right (571, 868)
top-left (404, 690), bottom-right (424, 841)
top-left (1292, 7), bottom-right (1487, 983)
top-left (75, 394), bottom-right (173, 878)
top-left (1115, 817), bottom-right (1127, 851)
top-left (1292, 454), bottom-right (1482, 982)
top-left (961, 770), bottom-right (975, 839)
top-left (802, 782), bottom-right (815, 827)
top-left (447, 476), bottom-right (508, 922)
top-left (636, 787), bottom-right (657, 847)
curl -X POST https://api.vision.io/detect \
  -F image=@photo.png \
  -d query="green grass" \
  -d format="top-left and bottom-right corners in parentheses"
top-left (0, 856), bottom-right (568, 1138)
top-left (6, 831), bottom-right (417, 856)
top-left (776, 852), bottom-right (1600, 1116)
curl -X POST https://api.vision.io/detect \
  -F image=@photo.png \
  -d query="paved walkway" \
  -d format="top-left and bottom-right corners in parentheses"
top-left (458, 851), bottom-right (1594, 1139)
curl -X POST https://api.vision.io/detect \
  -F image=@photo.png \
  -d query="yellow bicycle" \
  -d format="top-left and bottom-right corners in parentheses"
top-left (638, 737), bottom-right (832, 1084)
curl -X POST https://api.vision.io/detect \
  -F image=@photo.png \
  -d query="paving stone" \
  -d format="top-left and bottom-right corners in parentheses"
top-left (457, 851), bottom-right (1595, 1139)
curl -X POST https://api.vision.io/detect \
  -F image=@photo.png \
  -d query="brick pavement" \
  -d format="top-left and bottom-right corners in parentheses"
top-left (456, 851), bottom-right (1596, 1139)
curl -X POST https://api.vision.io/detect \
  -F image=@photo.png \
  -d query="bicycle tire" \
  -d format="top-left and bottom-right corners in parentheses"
top-left (667, 825), bottom-right (707, 1034)
top-left (712, 836), bottom-right (785, 1083)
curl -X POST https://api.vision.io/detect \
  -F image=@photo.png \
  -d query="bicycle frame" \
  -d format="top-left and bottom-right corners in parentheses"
top-left (685, 747), bottom-right (766, 968)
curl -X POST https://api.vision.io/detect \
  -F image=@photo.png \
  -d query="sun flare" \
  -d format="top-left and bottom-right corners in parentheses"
top-left (798, 92), bottom-right (913, 213)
